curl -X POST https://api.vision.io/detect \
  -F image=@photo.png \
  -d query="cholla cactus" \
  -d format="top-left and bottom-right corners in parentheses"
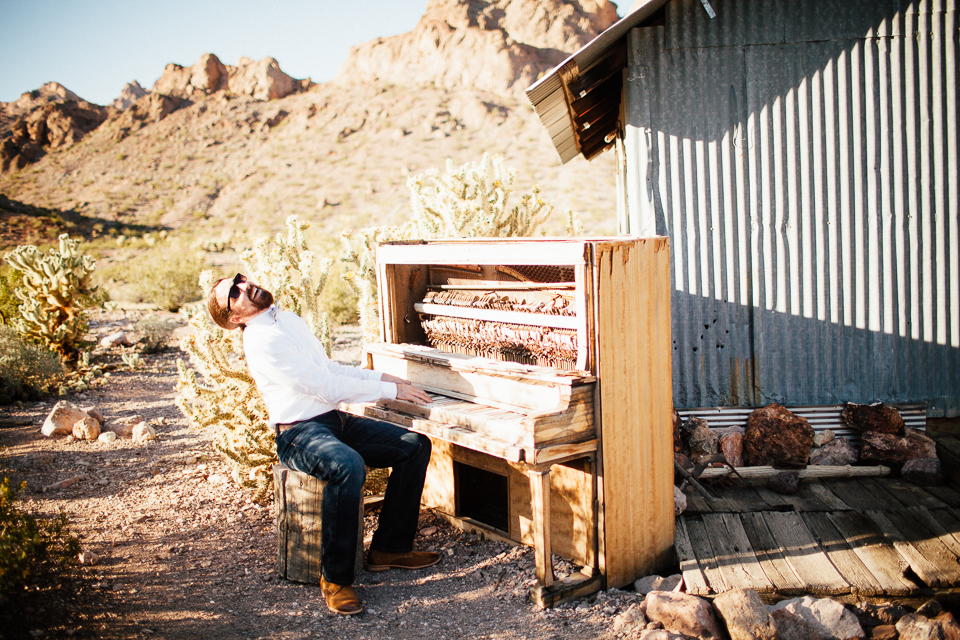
top-left (340, 223), bottom-right (415, 344)
top-left (407, 153), bottom-right (553, 239)
top-left (3, 234), bottom-right (100, 363)
top-left (176, 215), bottom-right (333, 498)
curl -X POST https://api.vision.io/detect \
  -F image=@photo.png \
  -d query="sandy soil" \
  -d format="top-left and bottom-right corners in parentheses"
top-left (0, 309), bottom-right (643, 640)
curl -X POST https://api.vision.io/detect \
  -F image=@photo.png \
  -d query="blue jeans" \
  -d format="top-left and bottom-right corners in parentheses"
top-left (275, 410), bottom-right (432, 585)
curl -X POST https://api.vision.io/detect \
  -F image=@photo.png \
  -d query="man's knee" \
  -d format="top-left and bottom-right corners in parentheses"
top-left (328, 449), bottom-right (367, 489)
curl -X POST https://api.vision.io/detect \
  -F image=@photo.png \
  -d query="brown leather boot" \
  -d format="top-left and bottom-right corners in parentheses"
top-left (365, 549), bottom-right (442, 572)
top-left (320, 577), bottom-right (363, 615)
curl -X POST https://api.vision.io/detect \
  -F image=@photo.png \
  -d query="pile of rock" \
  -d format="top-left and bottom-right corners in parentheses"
top-left (675, 402), bottom-right (941, 493)
top-left (41, 400), bottom-right (156, 444)
top-left (618, 580), bottom-right (958, 640)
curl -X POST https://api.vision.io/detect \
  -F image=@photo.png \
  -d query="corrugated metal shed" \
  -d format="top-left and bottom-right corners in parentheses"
top-left (526, 0), bottom-right (959, 416)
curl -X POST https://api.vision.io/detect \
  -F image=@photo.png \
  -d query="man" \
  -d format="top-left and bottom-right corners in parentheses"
top-left (208, 273), bottom-right (440, 615)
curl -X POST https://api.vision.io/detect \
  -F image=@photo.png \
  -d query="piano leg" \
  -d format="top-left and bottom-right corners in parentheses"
top-left (527, 468), bottom-right (555, 588)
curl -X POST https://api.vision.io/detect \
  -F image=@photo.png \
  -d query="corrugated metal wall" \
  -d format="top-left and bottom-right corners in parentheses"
top-left (622, 0), bottom-right (959, 415)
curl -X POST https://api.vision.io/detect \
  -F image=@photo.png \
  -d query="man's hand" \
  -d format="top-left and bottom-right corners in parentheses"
top-left (395, 382), bottom-right (433, 406)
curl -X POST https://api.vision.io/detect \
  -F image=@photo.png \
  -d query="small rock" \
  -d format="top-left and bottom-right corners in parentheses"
top-left (132, 423), bottom-right (156, 443)
top-left (65, 434), bottom-right (75, 443)
top-left (80, 405), bottom-right (105, 424)
top-left (687, 424), bottom-right (719, 464)
top-left (98, 431), bottom-right (117, 444)
top-left (78, 551), bottom-right (100, 566)
top-left (810, 437), bottom-right (859, 466)
top-left (206, 474), bottom-right (228, 485)
top-left (613, 603), bottom-right (647, 632)
top-left (644, 590), bottom-right (725, 640)
top-left (813, 430), bottom-right (836, 447)
top-left (44, 476), bottom-right (83, 492)
top-left (674, 485), bottom-right (687, 516)
top-left (861, 429), bottom-right (937, 466)
top-left (638, 630), bottom-right (686, 640)
top-left (419, 526), bottom-right (438, 536)
top-left (869, 625), bottom-right (898, 640)
top-left (770, 596), bottom-right (864, 640)
top-left (901, 458), bottom-right (943, 486)
top-left (73, 416), bottom-right (101, 440)
top-left (936, 612), bottom-right (960, 640)
top-left (716, 427), bottom-right (745, 467)
top-left (896, 613), bottom-right (941, 640)
top-left (31, 453), bottom-right (55, 465)
top-left (768, 471), bottom-right (800, 495)
top-left (854, 601), bottom-right (910, 627)
top-left (100, 331), bottom-right (132, 348)
top-left (915, 600), bottom-right (943, 618)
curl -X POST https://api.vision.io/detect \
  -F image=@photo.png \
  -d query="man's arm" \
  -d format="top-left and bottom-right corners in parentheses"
top-left (381, 373), bottom-right (433, 405)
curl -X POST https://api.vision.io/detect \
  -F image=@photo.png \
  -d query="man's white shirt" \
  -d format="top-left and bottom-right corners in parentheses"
top-left (242, 306), bottom-right (397, 426)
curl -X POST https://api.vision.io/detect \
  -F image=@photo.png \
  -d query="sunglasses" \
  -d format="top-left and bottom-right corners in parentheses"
top-left (226, 274), bottom-right (247, 312)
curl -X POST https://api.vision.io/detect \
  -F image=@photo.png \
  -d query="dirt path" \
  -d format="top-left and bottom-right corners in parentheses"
top-left (0, 310), bottom-right (640, 640)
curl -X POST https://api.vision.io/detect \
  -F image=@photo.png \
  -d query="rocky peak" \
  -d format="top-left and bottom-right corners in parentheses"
top-left (333, 0), bottom-right (620, 97)
top-left (151, 53), bottom-right (312, 101)
top-left (111, 81), bottom-right (150, 111)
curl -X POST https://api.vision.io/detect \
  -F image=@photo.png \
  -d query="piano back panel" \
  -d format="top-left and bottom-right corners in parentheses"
top-left (594, 238), bottom-right (674, 587)
top-left (421, 439), bottom-right (596, 568)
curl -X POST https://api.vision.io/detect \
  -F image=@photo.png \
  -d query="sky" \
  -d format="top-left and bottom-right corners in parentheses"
top-left (0, 0), bottom-right (429, 105)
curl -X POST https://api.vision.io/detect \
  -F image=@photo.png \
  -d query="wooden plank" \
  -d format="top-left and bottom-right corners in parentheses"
top-left (705, 483), bottom-right (772, 514)
top-left (596, 239), bottom-right (674, 587)
top-left (528, 469), bottom-right (555, 587)
top-left (825, 510), bottom-right (918, 596)
top-left (821, 478), bottom-right (892, 511)
top-left (883, 509), bottom-right (960, 583)
top-left (377, 238), bottom-right (592, 267)
top-left (919, 484), bottom-right (960, 509)
top-left (864, 510), bottom-right (960, 588)
top-left (904, 507), bottom-right (960, 562)
top-left (739, 512), bottom-right (807, 595)
top-left (853, 478), bottom-right (911, 509)
top-left (683, 486), bottom-right (714, 513)
top-left (698, 465), bottom-right (891, 480)
top-left (761, 511), bottom-right (850, 595)
top-left (934, 434), bottom-right (960, 459)
top-left (879, 478), bottom-right (950, 510)
top-left (674, 518), bottom-right (711, 595)
top-left (683, 516), bottom-right (727, 593)
top-left (753, 485), bottom-right (791, 509)
top-left (701, 513), bottom-right (775, 593)
top-left (802, 481), bottom-right (852, 511)
top-left (800, 512), bottom-right (885, 596)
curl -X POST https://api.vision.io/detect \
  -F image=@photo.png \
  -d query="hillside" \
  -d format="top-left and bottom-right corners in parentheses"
top-left (0, 0), bottom-right (621, 254)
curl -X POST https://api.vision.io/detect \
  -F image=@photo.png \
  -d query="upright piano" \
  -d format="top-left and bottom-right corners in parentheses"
top-left (343, 237), bottom-right (674, 606)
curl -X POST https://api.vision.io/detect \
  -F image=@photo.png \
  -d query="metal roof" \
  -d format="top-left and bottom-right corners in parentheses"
top-left (524, 0), bottom-right (672, 164)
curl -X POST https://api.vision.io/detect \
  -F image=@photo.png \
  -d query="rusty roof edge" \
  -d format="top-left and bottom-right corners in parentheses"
top-left (525, 0), bottom-right (672, 164)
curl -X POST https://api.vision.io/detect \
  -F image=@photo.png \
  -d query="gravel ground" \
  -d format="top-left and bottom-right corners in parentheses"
top-left (0, 309), bottom-right (643, 640)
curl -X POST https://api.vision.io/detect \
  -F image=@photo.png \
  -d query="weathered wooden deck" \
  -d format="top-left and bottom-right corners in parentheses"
top-left (676, 434), bottom-right (960, 598)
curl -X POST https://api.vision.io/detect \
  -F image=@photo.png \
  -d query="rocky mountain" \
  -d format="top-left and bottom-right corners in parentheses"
top-left (0, 0), bottom-right (620, 251)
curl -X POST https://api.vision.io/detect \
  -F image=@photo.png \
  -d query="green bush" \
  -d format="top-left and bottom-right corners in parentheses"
top-left (0, 266), bottom-right (23, 326)
top-left (127, 249), bottom-right (206, 312)
top-left (0, 326), bottom-right (66, 404)
top-left (0, 478), bottom-right (79, 597)
top-left (134, 315), bottom-right (177, 353)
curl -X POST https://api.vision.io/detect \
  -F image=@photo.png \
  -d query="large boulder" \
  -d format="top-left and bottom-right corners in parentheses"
top-left (150, 53), bottom-right (308, 102)
top-left (643, 591), bottom-right (726, 640)
top-left (110, 80), bottom-right (149, 110)
top-left (743, 404), bottom-right (815, 468)
top-left (860, 429), bottom-right (937, 466)
top-left (42, 401), bottom-right (95, 437)
top-left (714, 589), bottom-right (777, 640)
top-left (843, 402), bottom-right (905, 435)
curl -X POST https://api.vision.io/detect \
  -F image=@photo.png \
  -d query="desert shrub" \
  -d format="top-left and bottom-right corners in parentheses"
top-left (0, 478), bottom-right (80, 597)
top-left (3, 234), bottom-right (101, 363)
top-left (0, 327), bottom-right (66, 404)
top-left (0, 266), bottom-right (23, 326)
top-left (134, 315), bottom-right (178, 353)
top-left (127, 249), bottom-right (206, 312)
top-left (341, 154), bottom-right (558, 344)
top-left (176, 215), bottom-right (333, 499)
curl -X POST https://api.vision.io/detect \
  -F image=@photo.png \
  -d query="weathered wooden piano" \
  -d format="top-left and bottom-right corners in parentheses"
top-left (343, 237), bottom-right (674, 605)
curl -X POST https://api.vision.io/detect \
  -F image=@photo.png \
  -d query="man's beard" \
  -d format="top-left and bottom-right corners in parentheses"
top-left (249, 285), bottom-right (275, 311)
